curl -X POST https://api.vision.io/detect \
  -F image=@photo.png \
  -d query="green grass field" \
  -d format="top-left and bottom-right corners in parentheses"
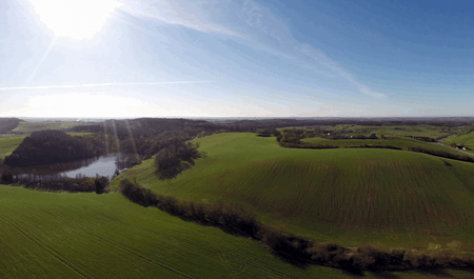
top-left (113, 133), bottom-right (474, 251)
top-left (3, 187), bottom-right (474, 278)
top-left (12, 121), bottom-right (83, 133)
top-left (0, 186), bottom-right (391, 279)
top-left (0, 136), bottom-right (26, 159)
top-left (282, 124), bottom-right (454, 139)
top-left (333, 124), bottom-right (454, 139)
top-left (444, 130), bottom-right (474, 152)
top-left (302, 136), bottom-right (474, 157)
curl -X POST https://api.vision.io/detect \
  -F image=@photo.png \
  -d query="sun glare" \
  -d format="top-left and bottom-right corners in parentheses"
top-left (29, 0), bottom-right (118, 40)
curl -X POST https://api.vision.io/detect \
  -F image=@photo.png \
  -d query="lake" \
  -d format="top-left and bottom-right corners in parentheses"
top-left (19, 154), bottom-right (126, 179)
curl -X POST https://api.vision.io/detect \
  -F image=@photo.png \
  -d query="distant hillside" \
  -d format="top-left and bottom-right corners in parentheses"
top-left (72, 118), bottom-right (226, 139)
top-left (4, 130), bottom-right (104, 167)
top-left (0, 118), bottom-right (23, 133)
top-left (11, 121), bottom-right (83, 134)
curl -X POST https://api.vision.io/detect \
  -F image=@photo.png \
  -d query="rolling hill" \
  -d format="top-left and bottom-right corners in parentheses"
top-left (114, 133), bottom-right (474, 250)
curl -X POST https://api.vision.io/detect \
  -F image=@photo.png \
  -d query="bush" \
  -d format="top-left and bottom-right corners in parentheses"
top-left (345, 144), bottom-right (402, 150)
top-left (409, 147), bottom-right (474, 163)
top-left (119, 179), bottom-right (158, 207)
top-left (154, 142), bottom-right (201, 179)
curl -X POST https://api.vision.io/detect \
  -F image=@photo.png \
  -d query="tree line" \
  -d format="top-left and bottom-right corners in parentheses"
top-left (119, 179), bottom-right (474, 273)
top-left (408, 146), bottom-right (474, 163)
top-left (0, 168), bottom-right (109, 194)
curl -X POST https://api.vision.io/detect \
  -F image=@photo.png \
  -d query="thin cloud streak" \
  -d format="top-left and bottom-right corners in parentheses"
top-left (24, 37), bottom-right (57, 86)
top-left (0, 81), bottom-right (214, 91)
top-left (118, 0), bottom-right (386, 99)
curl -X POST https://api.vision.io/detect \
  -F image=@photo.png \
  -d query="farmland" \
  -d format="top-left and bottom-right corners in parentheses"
top-left (444, 130), bottom-right (474, 152)
top-left (5, 125), bottom-right (474, 277)
top-left (302, 136), bottom-right (473, 156)
top-left (12, 121), bottom-right (83, 133)
top-left (0, 186), bottom-right (380, 279)
top-left (114, 132), bottom-right (474, 250)
top-left (279, 124), bottom-right (456, 140)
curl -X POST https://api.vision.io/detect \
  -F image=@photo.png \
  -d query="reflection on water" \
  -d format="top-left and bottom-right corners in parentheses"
top-left (19, 154), bottom-right (126, 179)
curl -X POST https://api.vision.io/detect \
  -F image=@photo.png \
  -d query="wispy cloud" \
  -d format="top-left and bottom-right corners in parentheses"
top-left (117, 0), bottom-right (240, 37)
top-left (118, 0), bottom-right (386, 99)
top-left (0, 81), bottom-right (213, 91)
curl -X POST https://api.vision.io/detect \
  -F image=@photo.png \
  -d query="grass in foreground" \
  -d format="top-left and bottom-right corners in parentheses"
top-left (113, 133), bottom-right (474, 251)
top-left (0, 186), bottom-right (363, 278)
top-left (3, 186), bottom-right (474, 278)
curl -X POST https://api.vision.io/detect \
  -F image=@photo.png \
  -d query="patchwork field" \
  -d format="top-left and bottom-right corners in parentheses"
top-left (12, 121), bottom-right (83, 133)
top-left (114, 133), bottom-right (474, 250)
top-left (333, 124), bottom-right (454, 139)
top-left (302, 136), bottom-right (474, 156)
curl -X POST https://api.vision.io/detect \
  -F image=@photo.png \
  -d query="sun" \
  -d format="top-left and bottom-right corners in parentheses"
top-left (29, 0), bottom-right (119, 40)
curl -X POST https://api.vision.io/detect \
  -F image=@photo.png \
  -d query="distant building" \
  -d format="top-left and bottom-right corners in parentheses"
top-left (369, 133), bottom-right (377, 139)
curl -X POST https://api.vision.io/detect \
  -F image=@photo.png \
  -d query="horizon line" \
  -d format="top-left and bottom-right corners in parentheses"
top-left (0, 81), bottom-right (213, 91)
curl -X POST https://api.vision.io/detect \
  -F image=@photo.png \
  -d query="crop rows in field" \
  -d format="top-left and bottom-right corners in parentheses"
top-left (114, 133), bottom-right (474, 249)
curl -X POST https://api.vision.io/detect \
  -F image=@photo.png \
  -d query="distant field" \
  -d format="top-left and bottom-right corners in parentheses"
top-left (302, 136), bottom-right (474, 158)
top-left (333, 124), bottom-right (454, 139)
top-left (281, 124), bottom-right (454, 139)
top-left (444, 130), bottom-right (474, 152)
top-left (114, 133), bottom-right (474, 250)
top-left (12, 122), bottom-right (83, 133)
top-left (0, 136), bottom-right (26, 159)
top-left (66, 132), bottom-right (93, 137)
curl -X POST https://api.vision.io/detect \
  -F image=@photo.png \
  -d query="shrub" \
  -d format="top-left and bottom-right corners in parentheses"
top-left (346, 144), bottom-right (402, 150)
top-left (154, 142), bottom-right (200, 179)
top-left (409, 146), bottom-right (474, 163)
top-left (119, 179), bottom-right (158, 207)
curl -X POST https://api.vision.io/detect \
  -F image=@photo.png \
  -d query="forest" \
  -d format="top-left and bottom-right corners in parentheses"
top-left (3, 130), bottom-right (105, 167)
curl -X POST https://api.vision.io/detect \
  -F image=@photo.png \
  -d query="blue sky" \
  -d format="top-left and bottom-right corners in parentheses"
top-left (1, 0), bottom-right (473, 118)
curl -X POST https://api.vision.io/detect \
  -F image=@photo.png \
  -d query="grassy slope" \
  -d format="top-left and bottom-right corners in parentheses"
top-left (12, 122), bottom-right (83, 133)
top-left (4, 187), bottom-right (474, 278)
top-left (0, 186), bottom-right (333, 278)
top-left (113, 133), bottom-right (474, 250)
top-left (0, 136), bottom-right (26, 159)
top-left (444, 130), bottom-right (474, 152)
